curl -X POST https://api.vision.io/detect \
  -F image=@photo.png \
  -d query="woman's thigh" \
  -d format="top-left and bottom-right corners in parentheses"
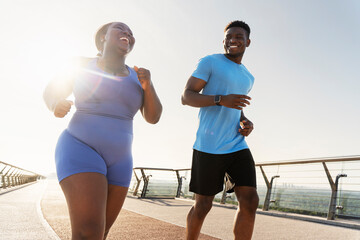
top-left (104, 185), bottom-right (129, 234)
top-left (60, 172), bottom-right (108, 238)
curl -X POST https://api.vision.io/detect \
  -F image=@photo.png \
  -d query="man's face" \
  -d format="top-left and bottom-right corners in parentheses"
top-left (223, 27), bottom-right (250, 57)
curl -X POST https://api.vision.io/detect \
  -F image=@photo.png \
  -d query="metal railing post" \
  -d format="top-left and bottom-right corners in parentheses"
top-left (0, 166), bottom-right (7, 189)
top-left (175, 170), bottom-right (184, 198)
top-left (0, 165), bottom-right (7, 188)
top-left (0, 166), bottom-right (7, 188)
top-left (132, 170), bottom-right (141, 196)
top-left (260, 166), bottom-right (280, 211)
top-left (10, 169), bottom-right (17, 187)
top-left (140, 169), bottom-right (151, 198)
top-left (0, 174), bottom-right (3, 189)
top-left (18, 174), bottom-right (23, 185)
top-left (220, 181), bottom-right (228, 204)
top-left (322, 162), bottom-right (347, 220)
top-left (15, 172), bottom-right (21, 186)
top-left (4, 167), bottom-right (14, 188)
top-left (10, 170), bottom-right (19, 187)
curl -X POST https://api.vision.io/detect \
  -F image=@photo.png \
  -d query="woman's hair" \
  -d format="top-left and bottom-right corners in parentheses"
top-left (95, 22), bottom-right (115, 55)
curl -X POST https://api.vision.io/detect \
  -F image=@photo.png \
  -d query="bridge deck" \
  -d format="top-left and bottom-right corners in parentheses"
top-left (1, 180), bottom-right (359, 240)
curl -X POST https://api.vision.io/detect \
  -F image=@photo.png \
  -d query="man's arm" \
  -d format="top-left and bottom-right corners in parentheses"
top-left (181, 76), bottom-right (214, 107)
top-left (181, 76), bottom-right (252, 109)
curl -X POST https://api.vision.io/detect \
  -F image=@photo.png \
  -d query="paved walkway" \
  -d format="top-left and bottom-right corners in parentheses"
top-left (0, 181), bottom-right (57, 240)
top-left (1, 180), bottom-right (360, 239)
top-left (123, 196), bottom-right (360, 240)
top-left (41, 179), bottom-right (216, 240)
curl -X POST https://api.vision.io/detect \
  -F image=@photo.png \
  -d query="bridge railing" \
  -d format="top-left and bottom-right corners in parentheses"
top-left (130, 167), bottom-right (190, 199)
top-left (128, 156), bottom-right (360, 221)
top-left (255, 156), bottom-right (360, 220)
top-left (0, 161), bottom-right (45, 190)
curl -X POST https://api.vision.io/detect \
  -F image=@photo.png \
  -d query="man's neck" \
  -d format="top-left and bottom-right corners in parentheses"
top-left (224, 53), bottom-right (243, 64)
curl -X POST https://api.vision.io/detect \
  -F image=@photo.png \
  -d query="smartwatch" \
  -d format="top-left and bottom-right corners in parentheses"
top-left (214, 95), bottom-right (222, 106)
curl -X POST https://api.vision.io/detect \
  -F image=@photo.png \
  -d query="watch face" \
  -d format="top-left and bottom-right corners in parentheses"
top-left (215, 95), bottom-right (221, 105)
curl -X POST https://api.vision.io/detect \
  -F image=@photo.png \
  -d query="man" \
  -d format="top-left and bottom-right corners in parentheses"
top-left (181, 20), bottom-right (258, 240)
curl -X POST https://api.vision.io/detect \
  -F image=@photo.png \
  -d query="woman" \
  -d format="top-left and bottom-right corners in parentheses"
top-left (43, 22), bottom-right (162, 239)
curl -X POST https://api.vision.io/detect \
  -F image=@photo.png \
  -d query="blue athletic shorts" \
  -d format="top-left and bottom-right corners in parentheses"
top-left (55, 129), bottom-right (133, 187)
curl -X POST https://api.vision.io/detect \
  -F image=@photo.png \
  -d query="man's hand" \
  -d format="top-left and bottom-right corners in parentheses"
top-left (239, 119), bottom-right (254, 136)
top-left (54, 100), bottom-right (73, 118)
top-left (134, 66), bottom-right (151, 90)
top-left (220, 94), bottom-right (251, 110)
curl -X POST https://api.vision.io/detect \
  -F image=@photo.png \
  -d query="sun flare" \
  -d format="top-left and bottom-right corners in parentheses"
top-left (23, 33), bottom-right (82, 89)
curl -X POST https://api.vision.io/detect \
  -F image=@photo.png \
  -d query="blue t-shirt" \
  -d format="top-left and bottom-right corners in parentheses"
top-left (192, 54), bottom-right (255, 154)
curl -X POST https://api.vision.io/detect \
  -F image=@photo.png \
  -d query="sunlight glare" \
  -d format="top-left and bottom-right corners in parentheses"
top-left (22, 33), bottom-right (81, 91)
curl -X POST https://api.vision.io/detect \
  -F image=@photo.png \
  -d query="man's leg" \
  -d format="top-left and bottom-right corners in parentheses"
top-left (186, 194), bottom-right (215, 240)
top-left (233, 186), bottom-right (259, 240)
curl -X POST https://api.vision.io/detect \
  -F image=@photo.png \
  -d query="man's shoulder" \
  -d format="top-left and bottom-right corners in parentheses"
top-left (197, 54), bottom-right (224, 66)
top-left (201, 53), bottom-right (223, 60)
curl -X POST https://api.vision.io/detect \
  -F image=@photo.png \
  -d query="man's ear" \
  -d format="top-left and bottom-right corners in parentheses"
top-left (246, 39), bottom-right (251, 47)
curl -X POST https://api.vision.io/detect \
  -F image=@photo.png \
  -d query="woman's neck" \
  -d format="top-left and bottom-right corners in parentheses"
top-left (97, 53), bottom-right (129, 76)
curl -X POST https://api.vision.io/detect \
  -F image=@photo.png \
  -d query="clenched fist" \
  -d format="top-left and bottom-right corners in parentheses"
top-left (238, 119), bottom-right (254, 137)
top-left (134, 66), bottom-right (151, 90)
top-left (54, 99), bottom-right (73, 118)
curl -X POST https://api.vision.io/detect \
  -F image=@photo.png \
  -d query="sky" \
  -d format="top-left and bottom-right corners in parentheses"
top-left (0, 0), bottom-right (359, 176)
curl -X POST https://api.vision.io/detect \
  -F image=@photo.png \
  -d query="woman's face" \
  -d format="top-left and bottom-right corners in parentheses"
top-left (103, 22), bottom-right (135, 55)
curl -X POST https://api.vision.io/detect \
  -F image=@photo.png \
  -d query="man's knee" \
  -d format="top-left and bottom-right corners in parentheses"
top-left (238, 191), bottom-right (259, 213)
top-left (194, 198), bottom-right (213, 217)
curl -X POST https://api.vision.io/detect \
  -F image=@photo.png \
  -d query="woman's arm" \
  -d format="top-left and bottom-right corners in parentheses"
top-left (43, 71), bottom-right (74, 117)
top-left (43, 57), bottom-right (91, 117)
top-left (134, 66), bottom-right (162, 124)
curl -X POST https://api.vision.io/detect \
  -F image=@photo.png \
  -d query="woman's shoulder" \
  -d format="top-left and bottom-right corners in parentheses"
top-left (71, 56), bottom-right (96, 68)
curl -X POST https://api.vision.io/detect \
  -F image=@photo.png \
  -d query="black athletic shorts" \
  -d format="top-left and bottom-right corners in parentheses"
top-left (189, 148), bottom-right (256, 196)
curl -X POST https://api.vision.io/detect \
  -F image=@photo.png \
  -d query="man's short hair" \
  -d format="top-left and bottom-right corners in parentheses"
top-left (224, 20), bottom-right (251, 38)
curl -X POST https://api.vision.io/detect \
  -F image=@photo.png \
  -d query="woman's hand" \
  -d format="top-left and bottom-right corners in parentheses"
top-left (134, 66), bottom-right (151, 90)
top-left (134, 66), bottom-right (162, 124)
top-left (54, 100), bottom-right (73, 118)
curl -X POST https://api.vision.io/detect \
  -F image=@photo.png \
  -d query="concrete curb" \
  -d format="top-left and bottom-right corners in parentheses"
top-left (256, 210), bottom-right (360, 230)
top-left (36, 180), bottom-right (61, 240)
top-left (175, 197), bottom-right (360, 230)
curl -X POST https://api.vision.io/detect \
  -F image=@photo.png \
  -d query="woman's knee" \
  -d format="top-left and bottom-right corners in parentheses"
top-left (73, 219), bottom-right (105, 239)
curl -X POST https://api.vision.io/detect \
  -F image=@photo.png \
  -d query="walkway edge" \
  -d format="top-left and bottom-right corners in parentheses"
top-left (36, 180), bottom-right (62, 240)
top-left (175, 197), bottom-right (360, 230)
top-left (256, 211), bottom-right (360, 230)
